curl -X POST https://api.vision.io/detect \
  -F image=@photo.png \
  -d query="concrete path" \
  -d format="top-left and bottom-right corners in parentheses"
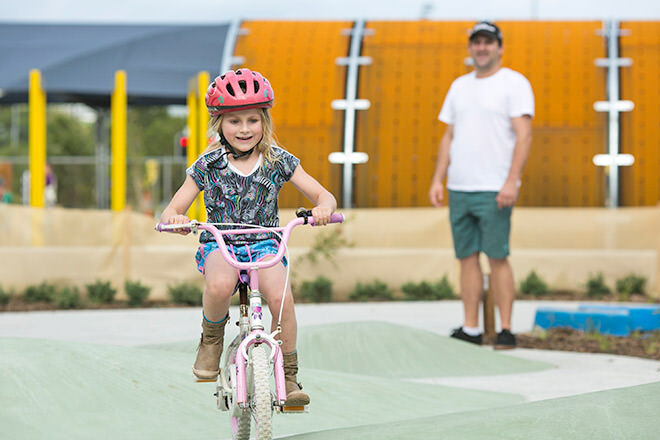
top-left (1, 301), bottom-right (659, 439)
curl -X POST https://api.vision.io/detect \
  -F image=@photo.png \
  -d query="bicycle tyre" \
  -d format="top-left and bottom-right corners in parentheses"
top-left (231, 412), bottom-right (250, 440)
top-left (251, 344), bottom-right (273, 440)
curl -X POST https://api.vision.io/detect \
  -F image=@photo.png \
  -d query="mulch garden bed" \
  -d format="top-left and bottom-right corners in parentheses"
top-left (0, 298), bottom-right (182, 312)
top-left (514, 327), bottom-right (660, 361)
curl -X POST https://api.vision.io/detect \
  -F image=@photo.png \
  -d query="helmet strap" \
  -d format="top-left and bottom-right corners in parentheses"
top-left (219, 133), bottom-right (264, 160)
top-left (218, 133), bottom-right (255, 159)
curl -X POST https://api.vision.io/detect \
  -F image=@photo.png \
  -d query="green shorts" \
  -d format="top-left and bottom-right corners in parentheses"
top-left (448, 190), bottom-right (512, 260)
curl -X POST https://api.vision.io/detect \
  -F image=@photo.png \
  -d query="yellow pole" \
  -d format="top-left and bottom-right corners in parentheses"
top-left (196, 71), bottom-right (210, 222)
top-left (111, 70), bottom-right (127, 212)
top-left (29, 69), bottom-right (46, 207)
top-left (186, 77), bottom-right (199, 219)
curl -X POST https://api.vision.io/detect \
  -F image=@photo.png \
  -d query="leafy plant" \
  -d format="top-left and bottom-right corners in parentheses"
top-left (54, 286), bottom-right (81, 309)
top-left (86, 280), bottom-right (117, 304)
top-left (299, 226), bottom-right (352, 267)
top-left (401, 276), bottom-right (455, 301)
top-left (23, 282), bottom-right (56, 303)
top-left (586, 331), bottom-right (612, 351)
top-left (168, 282), bottom-right (203, 306)
top-left (585, 272), bottom-right (610, 298)
top-left (432, 276), bottom-right (456, 299)
top-left (0, 285), bottom-right (11, 305)
top-left (520, 270), bottom-right (549, 296)
top-left (125, 280), bottom-right (151, 306)
top-left (298, 276), bottom-right (333, 303)
top-left (349, 280), bottom-right (393, 302)
top-left (615, 274), bottom-right (646, 298)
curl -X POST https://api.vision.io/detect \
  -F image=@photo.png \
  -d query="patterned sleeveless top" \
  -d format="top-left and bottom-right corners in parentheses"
top-left (186, 145), bottom-right (300, 245)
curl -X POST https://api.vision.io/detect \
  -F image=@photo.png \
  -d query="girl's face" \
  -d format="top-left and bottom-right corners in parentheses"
top-left (220, 109), bottom-right (263, 154)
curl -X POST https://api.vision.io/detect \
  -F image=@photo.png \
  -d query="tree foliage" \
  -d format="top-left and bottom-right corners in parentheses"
top-left (0, 104), bottom-right (186, 209)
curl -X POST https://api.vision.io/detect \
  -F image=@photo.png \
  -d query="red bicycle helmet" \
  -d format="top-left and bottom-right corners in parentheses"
top-left (205, 69), bottom-right (274, 116)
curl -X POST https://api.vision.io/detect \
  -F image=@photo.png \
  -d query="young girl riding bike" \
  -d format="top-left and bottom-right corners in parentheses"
top-left (160, 68), bottom-right (337, 406)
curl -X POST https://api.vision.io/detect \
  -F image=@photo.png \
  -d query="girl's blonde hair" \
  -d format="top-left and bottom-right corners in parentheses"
top-left (204, 108), bottom-right (280, 163)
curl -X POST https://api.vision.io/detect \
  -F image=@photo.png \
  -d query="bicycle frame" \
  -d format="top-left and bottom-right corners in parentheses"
top-left (157, 212), bottom-right (344, 411)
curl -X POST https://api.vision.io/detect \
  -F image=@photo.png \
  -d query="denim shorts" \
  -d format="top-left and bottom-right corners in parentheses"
top-left (448, 190), bottom-right (512, 260)
top-left (195, 239), bottom-right (287, 275)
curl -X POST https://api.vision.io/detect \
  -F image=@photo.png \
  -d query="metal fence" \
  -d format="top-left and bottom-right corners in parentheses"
top-left (0, 155), bottom-right (187, 216)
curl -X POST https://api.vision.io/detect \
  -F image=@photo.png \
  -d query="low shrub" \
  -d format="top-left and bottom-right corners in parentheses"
top-left (23, 282), bottom-right (56, 303)
top-left (125, 280), bottom-right (151, 306)
top-left (585, 272), bottom-right (610, 298)
top-left (432, 276), bottom-right (456, 299)
top-left (401, 276), bottom-right (455, 300)
top-left (520, 270), bottom-right (549, 296)
top-left (299, 276), bottom-right (333, 303)
top-left (615, 274), bottom-right (646, 298)
top-left (0, 286), bottom-right (11, 305)
top-left (86, 280), bottom-right (117, 304)
top-left (349, 280), bottom-right (393, 302)
top-left (54, 286), bottom-right (82, 309)
top-left (168, 282), bottom-right (203, 306)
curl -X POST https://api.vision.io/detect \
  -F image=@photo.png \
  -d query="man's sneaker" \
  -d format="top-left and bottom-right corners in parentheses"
top-left (494, 329), bottom-right (516, 349)
top-left (450, 327), bottom-right (482, 345)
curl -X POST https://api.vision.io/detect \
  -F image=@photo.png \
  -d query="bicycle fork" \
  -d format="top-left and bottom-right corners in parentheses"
top-left (234, 329), bottom-right (287, 409)
top-left (219, 279), bottom-right (287, 413)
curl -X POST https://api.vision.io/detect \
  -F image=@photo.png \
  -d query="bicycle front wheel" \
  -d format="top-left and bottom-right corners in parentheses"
top-left (251, 344), bottom-right (273, 440)
top-left (231, 412), bottom-right (250, 440)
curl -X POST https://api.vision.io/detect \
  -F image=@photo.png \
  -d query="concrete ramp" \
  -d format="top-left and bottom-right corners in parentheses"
top-left (1, 333), bottom-right (523, 440)
top-left (295, 321), bottom-right (550, 377)
top-left (5, 321), bottom-right (653, 440)
top-left (281, 381), bottom-right (660, 440)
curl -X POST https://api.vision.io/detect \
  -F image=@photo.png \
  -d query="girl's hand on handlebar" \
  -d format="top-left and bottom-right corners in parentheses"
top-left (162, 214), bottom-right (192, 235)
top-left (311, 205), bottom-right (333, 226)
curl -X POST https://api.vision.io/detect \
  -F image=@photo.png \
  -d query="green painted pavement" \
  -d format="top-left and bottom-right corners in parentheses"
top-left (296, 321), bottom-right (551, 377)
top-left (146, 321), bottom-right (552, 378)
top-left (1, 334), bottom-right (522, 440)
top-left (281, 381), bottom-right (660, 440)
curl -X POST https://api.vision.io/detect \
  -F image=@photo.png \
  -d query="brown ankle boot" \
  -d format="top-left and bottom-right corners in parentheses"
top-left (283, 351), bottom-right (310, 406)
top-left (192, 314), bottom-right (228, 380)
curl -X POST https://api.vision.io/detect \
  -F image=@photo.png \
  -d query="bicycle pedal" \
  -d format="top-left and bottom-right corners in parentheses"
top-left (281, 405), bottom-right (308, 413)
top-left (194, 378), bottom-right (216, 383)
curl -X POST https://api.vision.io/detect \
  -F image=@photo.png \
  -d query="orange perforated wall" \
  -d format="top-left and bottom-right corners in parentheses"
top-left (233, 21), bottom-right (351, 208)
top-left (620, 21), bottom-right (660, 206)
top-left (354, 21), bottom-right (472, 207)
top-left (500, 21), bottom-right (607, 207)
top-left (355, 21), bottom-right (607, 207)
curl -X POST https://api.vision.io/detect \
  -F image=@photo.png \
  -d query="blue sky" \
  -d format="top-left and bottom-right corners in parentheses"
top-left (1, 0), bottom-right (659, 22)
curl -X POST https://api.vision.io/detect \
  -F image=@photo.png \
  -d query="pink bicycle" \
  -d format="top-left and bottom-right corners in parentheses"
top-left (157, 209), bottom-right (344, 440)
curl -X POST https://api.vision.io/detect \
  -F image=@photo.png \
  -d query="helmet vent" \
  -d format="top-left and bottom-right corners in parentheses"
top-left (253, 80), bottom-right (260, 93)
top-left (225, 83), bottom-right (235, 97)
top-left (238, 80), bottom-right (247, 93)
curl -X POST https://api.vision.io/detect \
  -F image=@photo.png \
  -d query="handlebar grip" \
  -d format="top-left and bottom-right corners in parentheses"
top-left (308, 213), bottom-right (345, 226)
top-left (155, 222), bottom-right (191, 233)
top-left (330, 213), bottom-right (345, 224)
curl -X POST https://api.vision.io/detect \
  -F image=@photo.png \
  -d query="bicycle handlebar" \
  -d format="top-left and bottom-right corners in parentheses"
top-left (155, 212), bottom-right (344, 271)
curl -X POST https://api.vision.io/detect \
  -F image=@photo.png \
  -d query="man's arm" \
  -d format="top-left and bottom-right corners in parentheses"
top-left (496, 115), bottom-right (533, 209)
top-left (428, 124), bottom-right (453, 207)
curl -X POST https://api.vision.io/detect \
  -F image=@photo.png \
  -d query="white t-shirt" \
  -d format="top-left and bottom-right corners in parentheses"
top-left (438, 67), bottom-right (534, 191)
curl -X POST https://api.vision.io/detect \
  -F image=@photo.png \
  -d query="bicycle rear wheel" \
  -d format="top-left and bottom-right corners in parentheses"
top-left (251, 344), bottom-right (273, 440)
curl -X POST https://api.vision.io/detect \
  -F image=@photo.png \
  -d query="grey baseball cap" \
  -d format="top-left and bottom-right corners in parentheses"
top-left (469, 21), bottom-right (503, 44)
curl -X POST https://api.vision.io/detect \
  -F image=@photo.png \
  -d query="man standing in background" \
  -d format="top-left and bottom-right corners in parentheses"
top-left (428, 21), bottom-right (534, 348)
